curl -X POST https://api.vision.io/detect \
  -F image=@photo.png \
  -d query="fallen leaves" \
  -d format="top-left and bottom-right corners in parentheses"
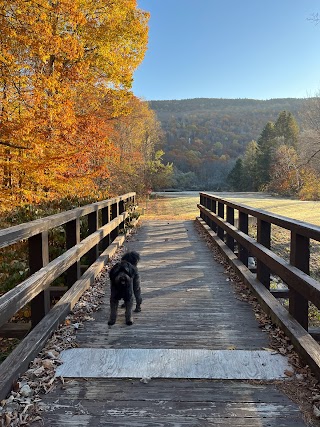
top-left (0, 233), bottom-right (136, 426)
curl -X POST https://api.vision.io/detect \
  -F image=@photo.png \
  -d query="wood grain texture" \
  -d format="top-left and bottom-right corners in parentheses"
top-left (38, 220), bottom-right (307, 426)
top-left (40, 379), bottom-right (306, 427)
top-left (56, 348), bottom-right (291, 380)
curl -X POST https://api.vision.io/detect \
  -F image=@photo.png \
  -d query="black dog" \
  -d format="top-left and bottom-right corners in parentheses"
top-left (108, 251), bottom-right (142, 326)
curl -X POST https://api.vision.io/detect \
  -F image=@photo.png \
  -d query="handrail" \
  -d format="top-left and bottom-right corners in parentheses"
top-left (0, 215), bottom-right (126, 327)
top-left (197, 192), bottom-right (320, 380)
top-left (199, 193), bottom-right (320, 240)
top-left (0, 192), bottom-right (137, 399)
top-left (0, 192), bottom-right (136, 249)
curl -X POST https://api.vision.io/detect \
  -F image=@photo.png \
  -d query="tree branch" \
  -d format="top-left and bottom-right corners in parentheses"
top-left (0, 141), bottom-right (30, 150)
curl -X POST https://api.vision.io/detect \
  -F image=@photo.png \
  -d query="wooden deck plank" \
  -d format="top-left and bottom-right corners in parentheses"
top-left (41, 379), bottom-right (306, 426)
top-left (40, 220), bottom-right (307, 426)
top-left (56, 348), bottom-right (291, 380)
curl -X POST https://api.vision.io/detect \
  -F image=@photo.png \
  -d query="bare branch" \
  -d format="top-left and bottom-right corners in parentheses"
top-left (0, 141), bottom-right (30, 150)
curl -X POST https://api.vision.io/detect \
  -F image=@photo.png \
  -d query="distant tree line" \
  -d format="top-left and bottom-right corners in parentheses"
top-left (150, 98), bottom-right (306, 191)
top-left (227, 108), bottom-right (320, 200)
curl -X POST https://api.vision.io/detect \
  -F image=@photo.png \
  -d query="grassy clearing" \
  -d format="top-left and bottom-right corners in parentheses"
top-left (139, 192), bottom-right (320, 225)
top-left (138, 195), bottom-right (199, 220)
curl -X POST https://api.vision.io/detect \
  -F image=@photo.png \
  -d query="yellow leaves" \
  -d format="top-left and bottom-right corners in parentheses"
top-left (0, 0), bottom-right (150, 208)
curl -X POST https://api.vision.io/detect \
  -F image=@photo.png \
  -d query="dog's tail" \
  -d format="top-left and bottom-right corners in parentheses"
top-left (121, 251), bottom-right (140, 266)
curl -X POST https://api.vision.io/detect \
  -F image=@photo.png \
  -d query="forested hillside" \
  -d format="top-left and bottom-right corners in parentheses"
top-left (150, 98), bottom-right (306, 189)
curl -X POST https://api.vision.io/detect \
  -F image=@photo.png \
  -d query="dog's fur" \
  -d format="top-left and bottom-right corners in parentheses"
top-left (108, 251), bottom-right (142, 326)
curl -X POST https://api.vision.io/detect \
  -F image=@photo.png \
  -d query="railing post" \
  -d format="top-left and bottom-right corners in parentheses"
top-left (87, 209), bottom-right (99, 265)
top-left (66, 218), bottom-right (81, 288)
top-left (256, 219), bottom-right (271, 288)
top-left (29, 231), bottom-right (49, 328)
top-left (200, 193), bottom-right (205, 222)
top-left (289, 232), bottom-right (309, 330)
top-left (119, 199), bottom-right (125, 232)
top-left (100, 205), bottom-right (110, 251)
top-left (206, 197), bottom-right (213, 231)
top-left (217, 202), bottom-right (224, 241)
top-left (211, 199), bottom-right (217, 233)
top-left (110, 200), bottom-right (119, 242)
top-left (238, 211), bottom-right (249, 267)
top-left (226, 206), bottom-right (234, 251)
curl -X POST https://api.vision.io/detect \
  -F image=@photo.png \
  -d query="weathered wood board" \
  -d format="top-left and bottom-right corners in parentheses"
top-left (56, 348), bottom-right (292, 380)
top-left (41, 378), bottom-right (307, 427)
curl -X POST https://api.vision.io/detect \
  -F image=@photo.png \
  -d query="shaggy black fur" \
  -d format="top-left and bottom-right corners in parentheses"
top-left (108, 251), bottom-right (142, 326)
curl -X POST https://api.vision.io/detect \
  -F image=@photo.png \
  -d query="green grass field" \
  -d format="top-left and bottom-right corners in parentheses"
top-left (140, 191), bottom-right (320, 226)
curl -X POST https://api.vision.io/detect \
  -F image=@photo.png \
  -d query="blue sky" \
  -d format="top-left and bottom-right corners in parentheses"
top-left (133, 0), bottom-right (320, 101)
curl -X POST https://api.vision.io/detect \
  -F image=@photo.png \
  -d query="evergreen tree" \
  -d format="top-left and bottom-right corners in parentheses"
top-left (256, 122), bottom-right (276, 189)
top-left (242, 140), bottom-right (259, 191)
top-left (274, 111), bottom-right (299, 147)
top-left (227, 158), bottom-right (245, 191)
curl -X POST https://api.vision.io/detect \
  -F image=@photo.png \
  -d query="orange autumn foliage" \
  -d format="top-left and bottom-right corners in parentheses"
top-left (0, 0), bottom-right (150, 211)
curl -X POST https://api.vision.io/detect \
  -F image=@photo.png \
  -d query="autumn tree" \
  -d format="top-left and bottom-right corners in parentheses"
top-left (254, 111), bottom-right (299, 191)
top-left (106, 97), bottom-right (171, 195)
top-left (295, 96), bottom-right (320, 200)
top-left (299, 96), bottom-right (320, 170)
top-left (0, 0), bottom-right (149, 210)
top-left (267, 145), bottom-right (301, 196)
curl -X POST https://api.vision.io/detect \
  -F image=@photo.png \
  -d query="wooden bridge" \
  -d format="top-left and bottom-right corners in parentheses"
top-left (1, 192), bottom-right (320, 425)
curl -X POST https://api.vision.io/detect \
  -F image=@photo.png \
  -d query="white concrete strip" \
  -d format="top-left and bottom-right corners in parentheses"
top-left (56, 348), bottom-right (292, 380)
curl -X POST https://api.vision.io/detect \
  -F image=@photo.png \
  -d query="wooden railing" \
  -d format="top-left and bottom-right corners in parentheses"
top-left (197, 192), bottom-right (320, 379)
top-left (0, 192), bottom-right (137, 399)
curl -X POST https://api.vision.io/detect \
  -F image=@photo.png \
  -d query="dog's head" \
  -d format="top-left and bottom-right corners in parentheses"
top-left (114, 271), bottom-right (133, 287)
top-left (109, 260), bottom-right (135, 284)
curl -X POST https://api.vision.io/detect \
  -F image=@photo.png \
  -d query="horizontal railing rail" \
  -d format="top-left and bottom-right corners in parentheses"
top-left (197, 192), bottom-right (320, 379)
top-left (0, 192), bottom-right (137, 399)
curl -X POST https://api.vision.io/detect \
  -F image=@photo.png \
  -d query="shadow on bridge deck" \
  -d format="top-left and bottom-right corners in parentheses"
top-left (40, 220), bottom-right (307, 426)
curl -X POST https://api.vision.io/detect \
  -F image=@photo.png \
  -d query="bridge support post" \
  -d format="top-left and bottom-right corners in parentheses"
top-left (119, 199), bottom-right (125, 232)
top-left (217, 202), bottom-right (225, 241)
top-left (238, 211), bottom-right (248, 267)
top-left (289, 232), bottom-right (309, 330)
top-left (200, 194), bottom-right (205, 221)
top-left (111, 201), bottom-right (119, 242)
top-left (87, 209), bottom-right (99, 265)
top-left (100, 206), bottom-right (110, 251)
top-left (66, 218), bottom-right (81, 288)
top-left (256, 219), bottom-right (271, 289)
top-left (226, 206), bottom-right (235, 251)
top-left (29, 231), bottom-right (49, 328)
top-left (209, 198), bottom-right (217, 232)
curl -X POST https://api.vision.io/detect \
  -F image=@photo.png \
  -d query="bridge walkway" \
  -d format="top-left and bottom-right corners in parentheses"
top-left (40, 220), bottom-right (307, 426)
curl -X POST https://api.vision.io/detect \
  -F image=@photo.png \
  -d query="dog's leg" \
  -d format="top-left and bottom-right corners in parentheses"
top-left (124, 299), bottom-right (134, 325)
top-left (133, 286), bottom-right (142, 313)
top-left (108, 298), bottom-right (119, 325)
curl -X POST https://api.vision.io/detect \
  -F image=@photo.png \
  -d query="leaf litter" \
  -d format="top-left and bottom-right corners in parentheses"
top-left (0, 229), bottom-right (138, 426)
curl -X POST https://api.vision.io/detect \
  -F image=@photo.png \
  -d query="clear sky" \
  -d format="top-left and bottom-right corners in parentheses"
top-left (132, 0), bottom-right (320, 101)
